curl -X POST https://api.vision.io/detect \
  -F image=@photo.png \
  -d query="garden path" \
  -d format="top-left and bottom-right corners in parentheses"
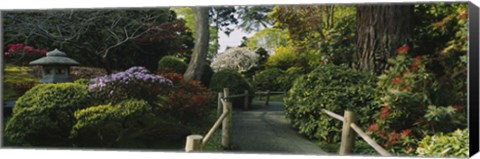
top-left (229, 100), bottom-right (328, 155)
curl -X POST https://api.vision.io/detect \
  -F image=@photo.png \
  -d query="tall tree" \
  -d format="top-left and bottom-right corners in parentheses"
top-left (184, 7), bottom-right (210, 80)
top-left (354, 4), bottom-right (413, 74)
top-left (172, 7), bottom-right (237, 61)
top-left (236, 6), bottom-right (274, 33)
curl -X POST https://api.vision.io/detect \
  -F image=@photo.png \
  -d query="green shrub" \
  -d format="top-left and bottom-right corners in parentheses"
top-left (284, 64), bottom-right (377, 143)
top-left (71, 99), bottom-right (192, 148)
top-left (73, 78), bottom-right (91, 85)
top-left (200, 63), bottom-right (214, 86)
top-left (209, 70), bottom-right (254, 108)
top-left (157, 56), bottom-right (188, 74)
top-left (266, 46), bottom-right (298, 70)
top-left (416, 129), bottom-right (468, 157)
top-left (4, 83), bottom-right (89, 146)
top-left (71, 99), bottom-right (162, 147)
top-left (254, 68), bottom-right (288, 91)
top-left (368, 50), bottom-right (467, 154)
top-left (3, 65), bottom-right (39, 100)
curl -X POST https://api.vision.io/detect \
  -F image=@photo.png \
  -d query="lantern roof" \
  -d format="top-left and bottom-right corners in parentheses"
top-left (29, 49), bottom-right (80, 66)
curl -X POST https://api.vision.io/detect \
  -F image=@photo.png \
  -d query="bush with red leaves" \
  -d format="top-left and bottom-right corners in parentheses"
top-left (162, 73), bottom-right (214, 123)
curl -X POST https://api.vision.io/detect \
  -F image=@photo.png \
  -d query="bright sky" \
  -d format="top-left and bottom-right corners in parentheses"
top-left (218, 27), bottom-right (256, 53)
top-left (217, 19), bottom-right (258, 53)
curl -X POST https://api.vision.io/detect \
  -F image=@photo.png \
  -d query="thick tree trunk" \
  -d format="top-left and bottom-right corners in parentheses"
top-left (184, 7), bottom-right (210, 81)
top-left (354, 5), bottom-right (413, 74)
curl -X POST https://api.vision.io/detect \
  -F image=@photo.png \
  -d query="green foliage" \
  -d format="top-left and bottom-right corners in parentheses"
top-left (369, 50), bottom-right (466, 155)
top-left (171, 7), bottom-right (196, 35)
top-left (4, 83), bottom-right (89, 146)
top-left (269, 5), bottom-right (356, 71)
top-left (71, 99), bottom-right (163, 147)
top-left (208, 26), bottom-right (220, 59)
top-left (236, 6), bottom-right (273, 33)
top-left (209, 70), bottom-right (254, 108)
top-left (416, 129), bottom-right (469, 157)
top-left (254, 68), bottom-right (290, 91)
top-left (246, 28), bottom-right (289, 51)
top-left (3, 65), bottom-right (39, 100)
top-left (424, 105), bottom-right (456, 122)
top-left (200, 63), bottom-right (214, 86)
top-left (255, 47), bottom-right (269, 66)
top-left (13, 83), bottom-right (90, 113)
top-left (284, 64), bottom-right (377, 143)
top-left (316, 13), bottom-right (356, 66)
top-left (413, 3), bottom-right (467, 57)
top-left (73, 78), bottom-right (91, 86)
top-left (266, 46), bottom-right (298, 70)
top-left (157, 56), bottom-right (188, 74)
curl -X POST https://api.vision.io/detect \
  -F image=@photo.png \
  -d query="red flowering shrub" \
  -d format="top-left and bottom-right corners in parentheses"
top-left (162, 73), bottom-right (215, 123)
top-left (4, 43), bottom-right (47, 65)
top-left (369, 42), bottom-right (467, 155)
top-left (368, 47), bottom-right (434, 154)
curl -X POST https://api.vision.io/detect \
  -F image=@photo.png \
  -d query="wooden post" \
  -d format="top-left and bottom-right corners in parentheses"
top-left (222, 88), bottom-right (232, 149)
top-left (265, 90), bottom-right (271, 105)
top-left (244, 90), bottom-right (249, 110)
top-left (185, 135), bottom-right (203, 152)
top-left (217, 92), bottom-right (223, 118)
top-left (339, 110), bottom-right (358, 155)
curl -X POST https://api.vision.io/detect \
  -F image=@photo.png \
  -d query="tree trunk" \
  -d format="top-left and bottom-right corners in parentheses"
top-left (97, 55), bottom-right (112, 74)
top-left (184, 7), bottom-right (210, 81)
top-left (354, 4), bottom-right (413, 74)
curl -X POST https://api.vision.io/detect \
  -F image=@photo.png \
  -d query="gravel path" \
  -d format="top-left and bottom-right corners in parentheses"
top-left (230, 100), bottom-right (328, 155)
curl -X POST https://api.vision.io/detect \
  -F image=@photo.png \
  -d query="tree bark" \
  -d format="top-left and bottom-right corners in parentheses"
top-left (354, 4), bottom-right (413, 74)
top-left (184, 7), bottom-right (210, 81)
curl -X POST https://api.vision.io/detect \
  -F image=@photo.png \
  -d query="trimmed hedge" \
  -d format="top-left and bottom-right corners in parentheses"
top-left (157, 56), bottom-right (188, 74)
top-left (209, 70), bottom-right (254, 108)
top-left (70, 99), bottom-right (160, 147)
top-left (4, 83), bottom-right (90, 146)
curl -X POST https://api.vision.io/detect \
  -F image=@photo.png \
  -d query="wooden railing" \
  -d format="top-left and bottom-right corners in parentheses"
top-left (215, 89), bottom-right (286, 112)
top-left (255, 90), bottom-right (287, 106)
top-left (321, 109), bottom-right (392, 156)
top-left (185, 88), bottom-right (233, 152)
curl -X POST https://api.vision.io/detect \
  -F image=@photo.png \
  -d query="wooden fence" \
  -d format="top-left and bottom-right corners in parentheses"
top-left (321, 109), bottom-right (392, 156)
top-left (185, 88), bottom-right (232, 152)
top-left (255, 90), bottom-right (287, 106)
top-left (215, 90), bottom-right (287, 112)
top-left (185, 88), bottom-right (287, 152)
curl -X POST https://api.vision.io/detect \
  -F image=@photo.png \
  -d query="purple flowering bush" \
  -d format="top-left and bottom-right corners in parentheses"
top-left (89, 66), bottom-right (173, 104)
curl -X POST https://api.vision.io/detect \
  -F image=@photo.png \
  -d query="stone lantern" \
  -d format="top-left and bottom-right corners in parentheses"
top-left (29, 49), bottom-right (80, 83)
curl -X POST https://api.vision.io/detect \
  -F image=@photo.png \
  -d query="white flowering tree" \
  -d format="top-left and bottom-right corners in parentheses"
top-left (210, 47), bottom-right (259, 72)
